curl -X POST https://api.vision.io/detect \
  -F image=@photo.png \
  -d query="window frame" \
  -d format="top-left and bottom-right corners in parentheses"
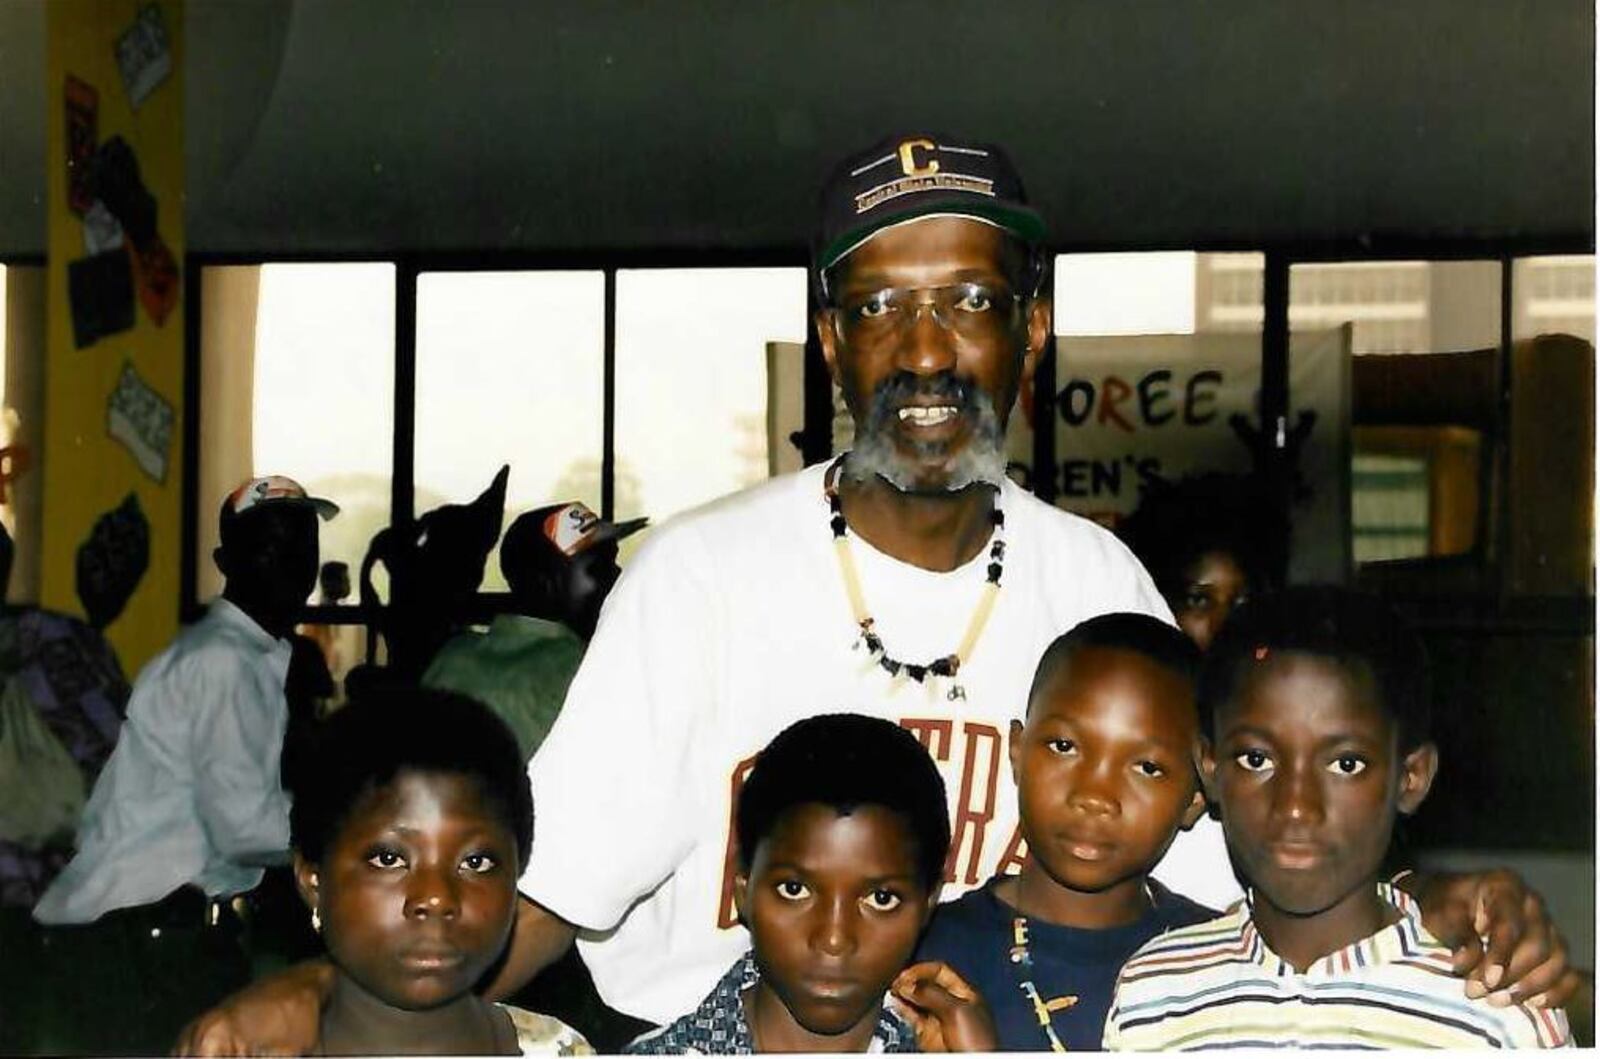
top-left (181, 235), bottom-right (1594, 631)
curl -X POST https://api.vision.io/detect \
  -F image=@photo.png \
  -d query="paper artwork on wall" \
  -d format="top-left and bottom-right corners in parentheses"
top-left (115, 4), bottom-right (172, 109)
top-left (76, 493), bottom-right (150, 632)
top-left (82, 201), bottom-right (125, 256)
top-left (67, 250), bottom-right (136, 348)
top-left (105, 361), bottom-right (175, 483)
top-left (64, 76), bottom-right (98, 217)
top-left (128, 237), bottom-right (179, 325)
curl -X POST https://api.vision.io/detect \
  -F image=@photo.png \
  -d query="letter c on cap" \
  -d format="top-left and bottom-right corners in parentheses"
top-left (898, 138), bottom-right (939, 177)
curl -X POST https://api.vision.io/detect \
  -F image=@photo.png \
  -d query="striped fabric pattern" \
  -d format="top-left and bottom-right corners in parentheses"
top-left (1103, 883), bottom-right (1571, 1050)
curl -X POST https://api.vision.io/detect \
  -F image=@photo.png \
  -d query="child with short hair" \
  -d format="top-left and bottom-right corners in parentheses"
top-left (288, 687), bottom-right (592, 1055)
top-left (916, 612), bottom-right (1217, 1050)
top-left (1104, 587), bottom-right (1571, 1049)
top-left (628, 713), bottom-right (995, 1054)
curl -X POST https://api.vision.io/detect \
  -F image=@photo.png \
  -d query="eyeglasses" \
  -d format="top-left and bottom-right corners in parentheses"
top-left (830, 282), bottom-right (1023, 345)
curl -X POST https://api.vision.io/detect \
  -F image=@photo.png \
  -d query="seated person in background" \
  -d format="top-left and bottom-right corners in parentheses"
top-left (917, 613), bottom-right (1216, 1050)
top-left (0, 522), bottom-right (132, 1056)
top-left (287, 687), bottom-right (590, 1055)
top-left (1117, 473), bottom-right (1286, 652)
top-left (1104, 587), bottom-right (1572, 1049)
top-left (0, 520), bottom-right (131, 909)
top-left (30, 476), bottom-right (334, 1055)
top-left (424, 502), bottom-right (645, 761)
top-left (629, 714), bottom-right (995, 1054)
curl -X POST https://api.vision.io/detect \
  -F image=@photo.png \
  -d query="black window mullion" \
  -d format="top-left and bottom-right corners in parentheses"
top-left (602, 268), bottom-right (617, 520)
top-left (393, 258), bottom-right (418, 529)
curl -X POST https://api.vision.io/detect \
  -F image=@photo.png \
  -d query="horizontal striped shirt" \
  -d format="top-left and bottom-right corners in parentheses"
top-left (1104, 883), bottom-right (1570, 1050)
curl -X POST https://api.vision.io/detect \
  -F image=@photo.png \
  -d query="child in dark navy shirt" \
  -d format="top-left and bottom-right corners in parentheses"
top-left (916, 614), bottom-right (1215, 1050)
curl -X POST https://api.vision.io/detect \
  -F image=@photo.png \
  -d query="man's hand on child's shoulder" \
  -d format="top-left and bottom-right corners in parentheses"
top-left (890, 961), bottom-right (998, 1053)
top-left (172, 958), bottom-right (335, 1056)
top-left (1402, 867), bottom-right (1580, 1009)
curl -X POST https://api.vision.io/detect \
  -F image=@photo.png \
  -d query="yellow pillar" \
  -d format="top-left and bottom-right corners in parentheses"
top-left (44, 0), bottom-right (185, 672)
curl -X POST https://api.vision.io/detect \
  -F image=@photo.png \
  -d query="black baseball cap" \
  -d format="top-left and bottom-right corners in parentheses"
top-left (813, 133), bottom-right (1047, 294)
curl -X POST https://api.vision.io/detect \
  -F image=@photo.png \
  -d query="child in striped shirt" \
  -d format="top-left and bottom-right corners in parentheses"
top-left (1104, 588), bottom-right (1570, 1049)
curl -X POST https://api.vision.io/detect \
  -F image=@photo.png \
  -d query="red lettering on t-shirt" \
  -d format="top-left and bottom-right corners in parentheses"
top-left (946, 722), bottom-right (1002, 886)
top-left (898, 717), bottom-right (954, 762)
top-left (995, 822), bottom-right (1028, 877)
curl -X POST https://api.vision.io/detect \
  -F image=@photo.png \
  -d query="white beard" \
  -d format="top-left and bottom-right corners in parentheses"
top-left (844, 386), bottom-right (1008, 494)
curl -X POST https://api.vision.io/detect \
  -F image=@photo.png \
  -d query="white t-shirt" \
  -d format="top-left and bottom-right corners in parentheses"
top-left (523, 462), bottom-right (1240, 1023)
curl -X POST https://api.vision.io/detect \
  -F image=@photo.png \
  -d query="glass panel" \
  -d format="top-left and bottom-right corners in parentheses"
top-left (614, 268), bottom-right (807, 531)
top-left (1054, 252), bottom-right (1202, 336)
top-left (414, 271), bottom-right (605, 592)
top-left (198, 263), bottom-right (395, 604)
top-left (1, 264), bottom-right (45, 603)
top-left (1513, 255), bottom-right (1595, 344)
top-left (1292, 259), bottom-right (1499, 565)
top-left (1351, 453), bottom-right (1430, 562)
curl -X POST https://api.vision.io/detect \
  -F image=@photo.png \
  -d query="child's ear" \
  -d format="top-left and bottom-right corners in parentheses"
top-left (731, 871), bottom-right (750, 927)
top-left (1197, 736), bottom-right (1221, 805)
top-left (1008, 718), bottom-right (1024, 784)
top-left (1179, 787), bottom-right (1208, 831)
top-left (919, 883), bottom-right (944, 928)
top-left (1396, 741), bottom-right (1439, 816)
top-left (292, 851), bottom-right (321, 911)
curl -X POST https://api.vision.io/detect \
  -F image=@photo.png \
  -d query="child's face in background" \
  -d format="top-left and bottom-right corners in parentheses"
top-left (1010, 647), bottom-right (1206, 895)
top-left (296, 770), bottom-right (520, 1011)
top-left (1172, 549), bottom-right (1252, 652)
top-left (736, 804), bottom-right (935, 1040)
top-left (1202, 653), bottom-right (1436, 920)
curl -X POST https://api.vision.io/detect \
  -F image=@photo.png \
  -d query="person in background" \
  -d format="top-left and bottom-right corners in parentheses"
top-left (1117, 472), bottom-right (1286, 652)
top-left (423, 501), bottom-right (645, 762)
top-left (29, 475), bottom-right (335, 1055)
top-left (0, 522), bottom-right (132, 1055)
top-left (301, 560), bottom-right (355, 702)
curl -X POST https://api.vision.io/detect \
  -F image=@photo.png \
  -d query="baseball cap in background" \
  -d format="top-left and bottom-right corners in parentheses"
top-left (813, 133), bottom-right (1048, 292)
top-left (219, 475), bottom-right (339, 536)
top-left (526, 502), bottom-right (648, 562)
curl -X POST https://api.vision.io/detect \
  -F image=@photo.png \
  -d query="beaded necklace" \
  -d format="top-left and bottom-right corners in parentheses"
top-left (824, 457), bottom-right (1004, 700)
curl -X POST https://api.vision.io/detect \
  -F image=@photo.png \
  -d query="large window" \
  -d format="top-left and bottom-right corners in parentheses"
top-left (414, 271), bottom-right (605, 590)
top-left (196, 264), bottom-right (394, 603)
top-left (196, 260), bottom-right (808, 605)
top-left (194, 250), bottom-right (1592, 603)
top-left (614, 268), bottom-right (808, 528)
top-left (1289, 260), bottom-right (1501, 566)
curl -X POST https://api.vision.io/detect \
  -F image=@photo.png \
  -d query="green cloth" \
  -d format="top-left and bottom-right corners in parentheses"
top-left (422, 615), bottom-right (584, 761)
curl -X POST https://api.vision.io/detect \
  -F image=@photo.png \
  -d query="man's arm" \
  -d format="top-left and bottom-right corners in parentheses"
top-left (175, 897), bottom-right (576, 1055)
top-left (191, 658), bottom-right (293, 864)
top-left (483, 896), bottom-right (579, 1000)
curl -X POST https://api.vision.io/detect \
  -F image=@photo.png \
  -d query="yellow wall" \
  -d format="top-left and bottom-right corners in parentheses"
top-left (44, 0), bottom-right (184, 672)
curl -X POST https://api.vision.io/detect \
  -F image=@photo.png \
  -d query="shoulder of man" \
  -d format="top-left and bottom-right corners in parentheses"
top-left (1002, 479), bottom-right (1168, 613)
top-left (615, 466), bottom-right (822, 585)
top-left (137, 611), bottom-right (271, 696)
